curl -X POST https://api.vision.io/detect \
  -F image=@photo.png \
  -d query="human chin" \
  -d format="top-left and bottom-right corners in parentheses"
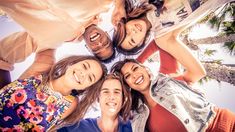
top-left (96, 48), bottom-right (113, 60)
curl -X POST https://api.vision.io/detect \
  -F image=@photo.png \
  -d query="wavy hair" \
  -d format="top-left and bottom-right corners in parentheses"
top-left (41, 55), bottom-right (107, 130)
top-left (113, 0), bottom-right (155, 55)
top-left (111, 59), bottom-right (148, 113)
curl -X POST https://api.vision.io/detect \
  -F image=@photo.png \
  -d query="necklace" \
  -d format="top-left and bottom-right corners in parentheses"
top-left (42, 82), bottom-right (63, 100)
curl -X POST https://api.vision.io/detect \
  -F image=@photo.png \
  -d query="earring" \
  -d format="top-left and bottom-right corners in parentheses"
top-left (70, 89), bottom-right (79, 96)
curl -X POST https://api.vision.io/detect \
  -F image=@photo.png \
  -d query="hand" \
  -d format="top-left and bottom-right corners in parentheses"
top-left (83, 15), bottom-right (102, 28)
top-left (71, 15), bottom-right (102, 41)
top-left (0, 60), bottom-right (14, 71)
top-left (112, 5), bottom-right (126, 27)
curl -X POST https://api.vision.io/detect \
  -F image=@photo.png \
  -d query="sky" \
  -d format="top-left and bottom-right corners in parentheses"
top-left (0, 8), bottom-right (234, 112)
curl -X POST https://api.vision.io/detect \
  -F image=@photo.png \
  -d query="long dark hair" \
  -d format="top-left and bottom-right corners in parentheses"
top-left (42, 55), bottom-right (107, 129)
top-left (111, 59), bottom-right (147, 113)
top-left (97, 73), bottom-right (132, 121)
top-left (113, 0), bottom-right (155, 55)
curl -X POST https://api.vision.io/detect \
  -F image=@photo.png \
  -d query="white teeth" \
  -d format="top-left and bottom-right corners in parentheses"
top-left (106, 102), bottom-right (116, 112)
top-left (90, 33), bottom-right (100, 42)
top-left (135, 76), bottom-right (144, 85)
top-left (135, 24), bottom-right (142, 32)
top-left (73, 72), bottom-right (80, 84)
top-left (109, 108), bottom-right (116, 113)
top-left (106, 102), bottom-right (116, 106)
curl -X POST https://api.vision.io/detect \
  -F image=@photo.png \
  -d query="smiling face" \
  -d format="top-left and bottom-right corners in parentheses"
top-left (63, 59), bottom-right (103, 90)
top-left (121, 62), bottom-right (150, 92)
top-left (83, 25), bottom-right (114, 60)
top-left (99, 78), bottom-right (123, 117)
top-left (121, 19), bottom-right (148, 50)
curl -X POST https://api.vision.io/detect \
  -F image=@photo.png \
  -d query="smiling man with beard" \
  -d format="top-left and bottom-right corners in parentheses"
top-left (83, 24), bottom-right (115, 61)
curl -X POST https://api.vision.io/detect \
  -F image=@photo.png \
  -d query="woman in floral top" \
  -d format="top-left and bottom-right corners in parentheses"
top-left (0, 49), bottom-right (107, 131)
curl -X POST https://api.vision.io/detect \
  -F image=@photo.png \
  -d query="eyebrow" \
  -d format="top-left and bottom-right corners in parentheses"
top-left (131, 64), bottom-right (135, 71)
top-left (92, 74), bottom-right (96, 82)
top-left (85, 61), bottom-right (90, 69)
top-left (131, 38), bottom-right (135, 44)
top-left (101, 88), bottom-right (122, 92)
top-left (128, 41), bottom-right (135, 47)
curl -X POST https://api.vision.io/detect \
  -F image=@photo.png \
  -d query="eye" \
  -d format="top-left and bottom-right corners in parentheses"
top-left (124, 74), bottom-right (130, 80)
top-left (103, 40), bottom-right (109, 46)
top-left (102, 90), bottom-right (109, 94)
top-left (88, 75), bottom-right (92, 82)
top-left (131, 38), bottom-right (135, 44)
top-left (133, 66), bottom-right (138, 71)
top-left (114, 91), bottom-right (121, 94)
top-left (83, 63), bottom-right (87, 70)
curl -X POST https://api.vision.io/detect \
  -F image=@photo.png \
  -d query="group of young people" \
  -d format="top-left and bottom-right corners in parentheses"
top-left (0, 0), bottom-right (234, 131)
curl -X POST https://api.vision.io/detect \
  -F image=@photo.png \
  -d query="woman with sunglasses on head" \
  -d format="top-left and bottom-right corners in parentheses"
top-left (58, 73), bottom-right (132, 132)
top-left (0, 49), bottom-right (107, 131)
top-left (111, 56), bottom-right (235, 131)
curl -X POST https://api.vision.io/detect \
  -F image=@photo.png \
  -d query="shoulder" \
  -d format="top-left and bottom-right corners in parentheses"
top-left (19, 75), bottom-right (43, 87)
top-left (77, 118), bottom-right (101, 132)
top-left (79, 118), bottom-right (97, 125)
top-left (58, 118), bottom-right (100, 132)
top-left (1, 75), bottom-right (42, 93)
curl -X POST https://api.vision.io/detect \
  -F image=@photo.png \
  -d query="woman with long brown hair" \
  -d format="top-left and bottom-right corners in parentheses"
top-left (111, 58), bottom-right (235, 132)
top-left (58, 73), bottom-right (132, 132)
top-left (0, 49), bottom-right (107, 131)
top-left (113, 0), bottom-right (231, 55)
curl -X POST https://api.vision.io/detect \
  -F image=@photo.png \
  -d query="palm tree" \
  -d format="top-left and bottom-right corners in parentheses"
top-left (181, 34), bottom-right (235, 50)
top-left (181, 1), bottom-right (235, 51)
top-left (202, 62), bottom-right (235, 86)
top-left (180, 2), bottom-right (235, 85)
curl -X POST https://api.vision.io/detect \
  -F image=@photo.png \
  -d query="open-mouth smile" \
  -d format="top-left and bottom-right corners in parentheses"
top-left (90, 32), bottom-right (100, 42)
top-left (73, 71), bottom-right (81, 84)
top-left (135, 75), bottom-right (144, 85)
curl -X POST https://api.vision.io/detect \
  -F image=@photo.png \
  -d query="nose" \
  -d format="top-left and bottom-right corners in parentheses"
top-left (132, 73), bottom-right (138, 80)
top-left (107, 93), bottom-right (115, 100)
top-left (132, 72), bottom-right (141, 81)
top-left (94, 42), bottom-right (102, 46)
top-left (131, 27), bottom-right (137, 34)
top-left (78, 70), bottom-right (86, 81)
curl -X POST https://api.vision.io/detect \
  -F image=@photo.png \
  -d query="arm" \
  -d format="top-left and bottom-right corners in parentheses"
top-left (159, 46), bottom-right (181, 76)
top-left (137, 40), bottom-right (181, 77)
top-left (61, 98), bottom-right (78, 119)
top-left (0, 32), bottom-right (37, 71)
top-left (137, 40), bottom-right (159, 63)
top-left (19, 49), bottom-right (56, 79)
top-left (0, 0), bottom-right (84, 49)
top-left (112, 0), bottom-right (126, 26)
top-left (154, 28), bottom-right (206, 84)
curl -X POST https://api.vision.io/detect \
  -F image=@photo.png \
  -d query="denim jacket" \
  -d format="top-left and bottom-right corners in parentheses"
top-left (131, 74), bottom-right (217, 132)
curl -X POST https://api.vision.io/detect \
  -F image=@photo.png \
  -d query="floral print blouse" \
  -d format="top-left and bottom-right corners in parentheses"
top-left (0, 75), bottom-right (74, 131)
